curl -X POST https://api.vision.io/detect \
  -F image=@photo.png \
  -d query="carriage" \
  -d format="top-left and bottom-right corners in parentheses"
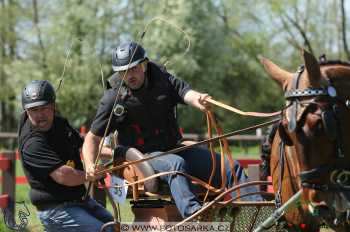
top-left (96, 50), bottom-right (350, 232)
top-left (99, 141), bottom-right (278, 232)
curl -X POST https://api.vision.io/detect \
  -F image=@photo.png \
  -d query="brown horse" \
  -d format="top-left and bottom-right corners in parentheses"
top-left (261, 50), bottom-right (350, 231)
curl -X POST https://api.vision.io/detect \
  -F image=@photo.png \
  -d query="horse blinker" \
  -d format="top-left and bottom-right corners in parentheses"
top-left (321, 109), bottom-right (337, 141)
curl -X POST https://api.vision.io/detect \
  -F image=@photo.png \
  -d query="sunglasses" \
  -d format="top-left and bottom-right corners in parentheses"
top-left (118, 65), bottom-right (141, 77)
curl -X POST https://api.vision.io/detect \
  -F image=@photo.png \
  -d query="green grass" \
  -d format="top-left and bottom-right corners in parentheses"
top-left (209, 144), bottom-right (261, 160)
top-left (16, 160), bottom-right (25, 177)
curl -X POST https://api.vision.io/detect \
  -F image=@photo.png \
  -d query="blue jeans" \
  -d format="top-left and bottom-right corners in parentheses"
top-left (149, 147), bottom-right (262, 218)
top-left (37, 197), bottom-right (114, 232)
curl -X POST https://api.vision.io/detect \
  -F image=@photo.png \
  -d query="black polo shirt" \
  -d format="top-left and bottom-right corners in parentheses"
top-left (90, 62), bottom-right (191, 152)
top-left (19, 115), bottom-right (86, 206)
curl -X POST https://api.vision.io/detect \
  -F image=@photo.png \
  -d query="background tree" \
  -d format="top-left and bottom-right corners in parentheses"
top-left (0, 0), bottom-right (349, 140)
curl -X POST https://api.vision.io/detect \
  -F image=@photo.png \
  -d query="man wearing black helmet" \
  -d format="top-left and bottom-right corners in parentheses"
top-left (18, 80), bottom-right (114, 232)
top-left (83, 42), bottom-right (261, 218)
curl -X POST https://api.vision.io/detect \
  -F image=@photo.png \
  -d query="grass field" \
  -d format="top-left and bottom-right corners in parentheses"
top-left (0, 146), bottom-right (334, 231)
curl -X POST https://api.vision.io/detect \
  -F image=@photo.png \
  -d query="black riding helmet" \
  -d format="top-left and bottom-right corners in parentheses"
top-left (21, 80), bottom-right (56, 110)
top-left (112, 41), bottom-right (147, 72)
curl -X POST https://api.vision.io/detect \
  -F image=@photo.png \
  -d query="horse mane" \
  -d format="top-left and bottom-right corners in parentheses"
top-left (318, 54), bottom-right (350, 66)
top-left (320, 60), bottom-right (350, 66)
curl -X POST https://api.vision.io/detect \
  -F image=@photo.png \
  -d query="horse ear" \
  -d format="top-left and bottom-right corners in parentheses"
top-left (302, 49), bottom-right (322, 87)
top-left (260, 57), bottom-right (293, 88)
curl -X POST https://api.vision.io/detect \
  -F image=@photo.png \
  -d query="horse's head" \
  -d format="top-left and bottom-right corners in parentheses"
top-left (262, 50), bottom-right (350, 214)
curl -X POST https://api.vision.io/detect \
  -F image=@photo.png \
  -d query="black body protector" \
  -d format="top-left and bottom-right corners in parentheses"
top-left (93, 62), bottom-right (187, 153)
top-left (116, 63), bottom-right (183, 153)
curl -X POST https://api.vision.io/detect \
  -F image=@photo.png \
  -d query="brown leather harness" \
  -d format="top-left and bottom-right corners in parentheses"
top-left (279, 65), bottom-right (350, 191)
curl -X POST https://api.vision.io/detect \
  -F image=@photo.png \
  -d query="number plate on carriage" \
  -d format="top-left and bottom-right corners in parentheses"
top-left (109, 176), bottom-right (128, 204)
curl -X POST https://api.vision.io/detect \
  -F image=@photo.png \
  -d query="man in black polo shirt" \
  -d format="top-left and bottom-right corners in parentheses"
top-left (18, 80), bottom-right (113, 232)
top-left (83, 41), bottom-right (262, 218)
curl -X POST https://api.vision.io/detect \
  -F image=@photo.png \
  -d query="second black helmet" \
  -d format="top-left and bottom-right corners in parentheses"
top-left (21, 80), bottom-right (56, 110)
top-left (112, 41), bottom-right (147, 72)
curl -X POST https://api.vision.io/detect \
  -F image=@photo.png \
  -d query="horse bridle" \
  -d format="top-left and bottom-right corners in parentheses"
top-left (282, 65), bottom-right (350, 191)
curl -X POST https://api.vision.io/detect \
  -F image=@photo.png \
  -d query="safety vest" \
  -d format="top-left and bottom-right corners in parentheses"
top-left (113, 62), bottom-right (182, 153)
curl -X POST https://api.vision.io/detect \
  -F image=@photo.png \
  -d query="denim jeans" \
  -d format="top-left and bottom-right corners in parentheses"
top-left (37, 197), bottom-right (114, 232)
top-left (148, 147), bottom-right (262, 218)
